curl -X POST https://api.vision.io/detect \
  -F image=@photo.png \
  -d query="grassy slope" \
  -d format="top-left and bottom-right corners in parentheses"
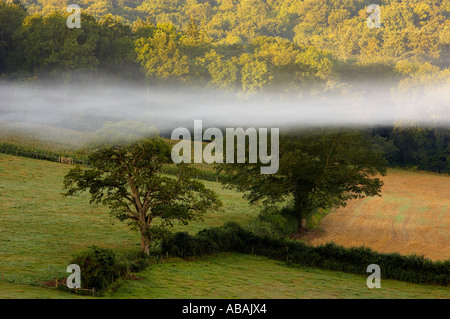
top-left (0, 154), bottom-right (448, 298)
top-left (0, 282), bottom-right (88, 299)
top-left (111, 254), bottom-right (449, 299)
top-left (0, 153), bottom-right (139, 285)
top-left (0, 153), bottom-right (255, 295)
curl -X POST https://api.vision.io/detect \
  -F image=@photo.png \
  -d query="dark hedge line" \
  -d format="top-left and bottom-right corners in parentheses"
top-left (0, 143), bottom-right (88, 165)
top-left (0, 144), bottom-right (223, 182)
top-left (161, 164), bottom-right (226, 182)
top-left (68, 246), bottom-right (150, 293)
top-left (161, 222), bottom-right (450, 286)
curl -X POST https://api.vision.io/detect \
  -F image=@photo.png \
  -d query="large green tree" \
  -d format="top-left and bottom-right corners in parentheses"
top-left (12, 12), bottom-right (99, 76)
top-left (0, 0), bottom-right (26, 73)
top-left (135, 23), bottom-right (190, 83)
top-left (63, 138), bottom-right (222, 255)
top-left (218, 130), bottom-right (387, 233)
top-left (96, 14), bottom-right (138, 76)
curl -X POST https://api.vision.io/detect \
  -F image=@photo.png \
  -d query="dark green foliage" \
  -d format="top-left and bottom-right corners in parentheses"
top-left (63, 138), bottom-right (222, 256)
top-left (246, 205), bottom-right (300, 239)
top-left (70, 245), bottom-right (119, 291)
top-left (390, 127), bottom-right (449, 174)
top-left (370, 127), bottom-right (449, 174)
top-left (161, 164), bottom-right (226, 182)
top-left (115, 249), bottom-right (151, 274)
top-left (161, 222), bottom-right (254, 258)
top-left (0, 0), bottom-right (26, 73)
top-left (162, 223), bottom-right (450, 286)
top-left (218, 130), bottom-right (388, 230)
top-left (0, 142), bottom-right (88, 164)
top-left (70, 246), bottom-right (151, 293)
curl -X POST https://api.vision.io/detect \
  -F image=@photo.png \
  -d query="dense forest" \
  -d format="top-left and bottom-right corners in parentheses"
top-left (0, 0), bottom-right (448, 172)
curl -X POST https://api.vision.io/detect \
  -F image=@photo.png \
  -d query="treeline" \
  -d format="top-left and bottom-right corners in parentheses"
top-left (1, 1), bottom-right (336, 94)
top-left (0, 1), bottom-right (448, 173)
top-left (16, 0), bottom-right (450, 67)
top-left (371, 126), bottom-right (449, 173)
top-left (0, 142), bottom-right (89, 164)
top-left (1, 1), bottom-right (449, 89)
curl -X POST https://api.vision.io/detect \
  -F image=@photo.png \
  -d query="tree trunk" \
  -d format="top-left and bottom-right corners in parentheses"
top-left (141, 234), bottom-right (150, 256)
top-left (299, 218), bottom-right (308, 233)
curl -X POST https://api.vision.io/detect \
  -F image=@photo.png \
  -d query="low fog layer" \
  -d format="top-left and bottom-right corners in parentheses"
top-left (0, 79), bottom-right (448, 135)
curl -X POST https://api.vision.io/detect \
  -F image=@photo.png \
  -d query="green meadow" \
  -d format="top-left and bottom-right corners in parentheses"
top-left (110, 254), bottom-right (450, 299)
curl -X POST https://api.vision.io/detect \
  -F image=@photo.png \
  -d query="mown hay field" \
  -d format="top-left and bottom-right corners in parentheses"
top-left (302, 169), bottom-right (450, 261)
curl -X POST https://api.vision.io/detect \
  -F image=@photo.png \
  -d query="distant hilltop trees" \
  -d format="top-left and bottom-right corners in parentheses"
top-left (0, 0), bottom-right (448, 173)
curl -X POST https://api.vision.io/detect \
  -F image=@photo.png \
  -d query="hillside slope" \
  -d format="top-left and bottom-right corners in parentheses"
top-left (0, 154), bottom-right (448, 298)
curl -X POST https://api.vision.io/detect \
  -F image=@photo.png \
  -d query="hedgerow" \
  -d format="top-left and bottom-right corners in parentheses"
top-left (161, 222), bottom-right (450, 286)
top-left (0, 142), bottom-right (88, 164)
top-left (69, 246), bottom-right (151, 294)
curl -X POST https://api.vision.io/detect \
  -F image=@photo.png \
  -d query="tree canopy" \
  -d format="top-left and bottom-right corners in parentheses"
top-left (63, 138), bottom-right (222, 255)
top-left (217, 130), bottom-right (387, 232)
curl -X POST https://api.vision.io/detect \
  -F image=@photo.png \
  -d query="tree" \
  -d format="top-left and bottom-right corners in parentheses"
top-left (63, 138), bottom-right (222, 255)
top-left (12, 12), bottom-right (99, 77)
top-left (218, 130), bottom-right (387, 233)
top-left (0, 0), bottom-right (26, 73)
top-left (181, 17), bottom-right (211, 57)
top-left (198, 49), bottom-right (238, 90)
top-left (96, 14), bottom-right (138, 76)
top-left (239, 53), bottom-right (272, 94)
top-left (134, 23), bottom-right (190, 83)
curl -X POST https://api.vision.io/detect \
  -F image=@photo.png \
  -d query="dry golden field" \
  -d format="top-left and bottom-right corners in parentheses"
top-left (302, 169), bottom-right (450, 261)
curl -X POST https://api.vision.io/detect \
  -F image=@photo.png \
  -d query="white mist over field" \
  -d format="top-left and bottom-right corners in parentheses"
top-left (0, 79), bottom-right (448, 138)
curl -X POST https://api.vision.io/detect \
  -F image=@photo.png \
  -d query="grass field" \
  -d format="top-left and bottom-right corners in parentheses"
top-left (302, 169), bottom-right (450, 261)
top-left (0, 153), bottom-right (258, 297)
top-left (0, 153), bottom-right (448, 298)
top-left (0, 121), bottom-right (92, 153)
top-left (109, 254), bottom-right (449, 299)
